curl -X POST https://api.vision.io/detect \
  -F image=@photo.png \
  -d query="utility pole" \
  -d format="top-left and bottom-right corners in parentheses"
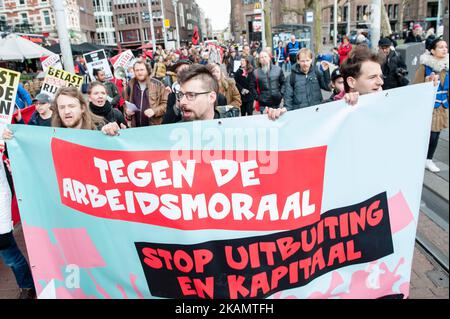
top-left (370, 0), bottom-right (381, 50)
top-left (261, 0), bottom-right (266, 48)
top-left (334, 0), bottom-right (338, 47)
top-left (146, 0), bottom-right (157, 53)
top-left (53, 0), bottom-right (74, 73)
top-left (436, 0), bottom-right (442, 33)
top-left (172, 0), bottom-right (181, 49)
top-left (265, 0), bottom-right (272, 49)
top-left (160, 0), bottom-right (168, 49)
top-left (347, 1), bottom-right (351, 35)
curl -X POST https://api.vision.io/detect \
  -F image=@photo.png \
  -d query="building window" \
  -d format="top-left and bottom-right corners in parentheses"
top-left (356, 5), bottom-right (369, 21)
top-left (20, 12), bottom-right (28, 24)
top-left (18, 0), bottom-right (25, 5)
top-left (42, 10), bottom-right (51, 25)
top-left (179, 2), bottom-right (185, 28)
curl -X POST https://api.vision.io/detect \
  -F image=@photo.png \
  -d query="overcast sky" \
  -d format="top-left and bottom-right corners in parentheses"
top-left (195, 0), bottom-right (231, 30)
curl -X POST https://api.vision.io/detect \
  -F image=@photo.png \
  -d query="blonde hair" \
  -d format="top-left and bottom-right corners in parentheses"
top-left (296, 48), bottom-right (313, 60)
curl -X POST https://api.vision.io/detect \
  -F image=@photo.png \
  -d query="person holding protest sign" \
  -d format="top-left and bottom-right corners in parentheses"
top-left (3, 87), bottom-right (121, 139)
top-left (176, 64), bottom-right (239, 121)
top-left (266, 41), bottom-right (442, 162)
top-left (87, 82), bottom-right (127, 128)
top-left (124, 60), bottom-right (169, 127)
top-left (92, 68), bottom-right (121, 109)
top-left (414, 37), bottom-right (449, 173)
top-left (266, 45), bottom-right (383, 120)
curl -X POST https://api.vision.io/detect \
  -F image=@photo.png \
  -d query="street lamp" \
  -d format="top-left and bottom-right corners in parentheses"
top-left (146, 0), bottom-right (157, 53)
top-left (172, 0), bottom-right (181, 49)
top-left (160, 0), bottom-right (168, 49)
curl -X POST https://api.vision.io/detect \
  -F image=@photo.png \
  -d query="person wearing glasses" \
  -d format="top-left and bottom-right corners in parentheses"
top-left (176, 64), bottom-right (239, 121)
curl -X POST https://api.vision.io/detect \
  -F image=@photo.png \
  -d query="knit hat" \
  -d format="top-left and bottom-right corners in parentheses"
top-left (378, 37), bottom-right (392, 47)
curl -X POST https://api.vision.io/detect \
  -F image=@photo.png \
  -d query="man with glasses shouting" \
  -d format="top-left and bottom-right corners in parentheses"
top-left (176, 64), bottom-right (239, 121)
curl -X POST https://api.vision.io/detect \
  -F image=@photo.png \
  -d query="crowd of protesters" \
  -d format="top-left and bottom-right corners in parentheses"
top-left (0, 30), bottom-right (447, 299)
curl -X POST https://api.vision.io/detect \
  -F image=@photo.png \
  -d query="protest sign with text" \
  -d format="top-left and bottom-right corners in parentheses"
top-left (40, 67), bottom-right (83, 98)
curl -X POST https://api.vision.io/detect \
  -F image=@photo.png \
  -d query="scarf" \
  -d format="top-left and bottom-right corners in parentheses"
top-left (89, 101), bottom-right (113, 119)
top-left (420, 51), bottom-right (449, 73)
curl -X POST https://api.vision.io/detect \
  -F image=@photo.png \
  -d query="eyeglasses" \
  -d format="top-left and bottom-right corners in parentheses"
top-left (176, 91), bottom-right (211, 101)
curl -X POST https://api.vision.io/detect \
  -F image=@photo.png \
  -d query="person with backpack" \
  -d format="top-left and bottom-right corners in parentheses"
top-left (284, 48), bottom-right (331, 111)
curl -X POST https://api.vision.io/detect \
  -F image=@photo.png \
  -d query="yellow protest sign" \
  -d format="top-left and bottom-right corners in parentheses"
top-left (0, 67), bottom-right (21, 125)
top-left (41, 66), bottom-right (84, 98)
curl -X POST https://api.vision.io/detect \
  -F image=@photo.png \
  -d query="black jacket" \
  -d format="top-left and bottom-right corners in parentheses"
top-left (250, 65), bottom-right (285, 108)
top-left (381, 50), bottom-right (409, 90)
top-left (284, 63), bottom-right (331, 110)
top-left (234, 68), bottom-right (256, 103)
top-left (89, 101), bottom-right (126, 127)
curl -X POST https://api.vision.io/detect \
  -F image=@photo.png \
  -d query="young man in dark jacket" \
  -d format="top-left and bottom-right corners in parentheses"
top-left (284, 48), bottom-right (331, 110)
top-left (378, 37), bottom-right (409, 90)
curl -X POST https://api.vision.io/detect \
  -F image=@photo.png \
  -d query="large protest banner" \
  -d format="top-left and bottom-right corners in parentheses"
top-left (0, 67), bottom-right (21, 143)
top-left (40, 67), bottom-right (83, 98)
top-left (6, 83), bottom-right (436, 299)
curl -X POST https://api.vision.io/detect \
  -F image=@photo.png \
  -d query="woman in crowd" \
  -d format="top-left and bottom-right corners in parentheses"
top-left (414, 37), bottom-right (448, 173)
top-left (87, 82), bottom-right (127, 128)
top-left (234, 57), bottom-right (256, 116)
top-left (208, 63), bottom-right (242, 110)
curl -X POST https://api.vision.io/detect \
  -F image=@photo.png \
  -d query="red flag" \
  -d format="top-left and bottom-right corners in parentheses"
top-left (192, 25), bottom-right (199, 45)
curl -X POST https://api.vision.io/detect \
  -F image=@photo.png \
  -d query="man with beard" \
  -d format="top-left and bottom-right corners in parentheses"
top-left (1, 86), bottom-right (120, 299)
top-left (250, 50), bottom-right (285, 114)
top-left (284, 48), bottom-right (331, 110)
top-left (124, 60), bottom-right (168, 127)
top-left (176, 64), bottom-right (226, 121)
top-left (266, 45), bottom-right (384, 119)
top-left (87, 82), bottom-right (127, 127)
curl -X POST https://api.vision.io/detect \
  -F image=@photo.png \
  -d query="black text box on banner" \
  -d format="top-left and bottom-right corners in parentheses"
top-left (135, 192), bottom-right (394, 299)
